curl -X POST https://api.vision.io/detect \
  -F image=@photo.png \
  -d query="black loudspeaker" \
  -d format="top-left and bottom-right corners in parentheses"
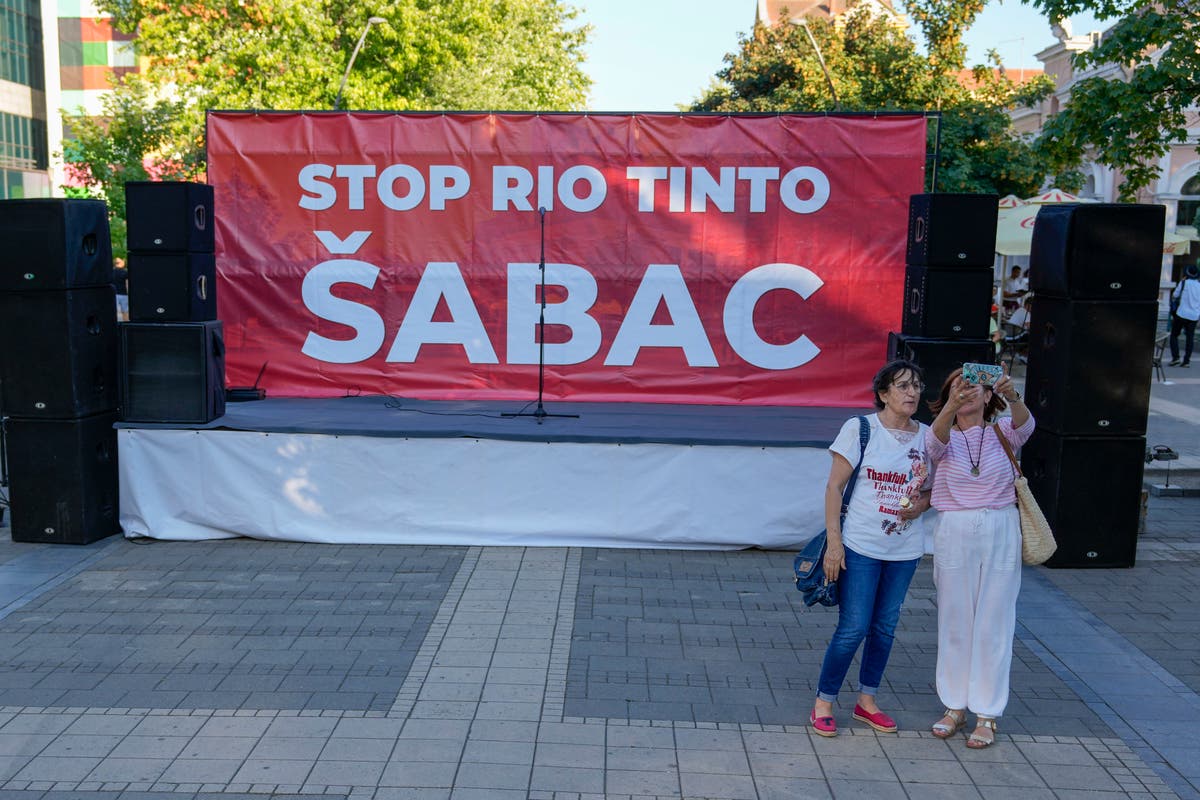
top-left (906, 193), bottom-right (999, 267)
top-left (125, 181), bottom-right (215, 252)
top-left (128, 251), bottom-right (217, 322)
top-left (1029, 204), bottom-right (1165, 301)
top-left (902, 265), bottom-right (994, 338)
top-left (1021, 429), bottom-right (1144, 568)
top-left (0, 287), bottom-right (118, 417)
top-left (887, 332), bottom-right (995, 423)
top-left (1024, 297), bottom-right (1156, 435)
top-left (120, 321), bottom-right (226, 423)
top-left (0, 199), bottom-right (113, 290)
top-left (4, 412), bottom-right (120, 544)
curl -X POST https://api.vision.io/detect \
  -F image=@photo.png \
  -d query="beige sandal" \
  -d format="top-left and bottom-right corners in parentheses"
top-left (931, 708), bottom-right (965, 739)
top-left (966, 716), bottom-right (997, 748)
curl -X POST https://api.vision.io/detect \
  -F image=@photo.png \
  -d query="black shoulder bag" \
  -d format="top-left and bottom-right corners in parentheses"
top-left (793, 415), bottom-right (870, 607)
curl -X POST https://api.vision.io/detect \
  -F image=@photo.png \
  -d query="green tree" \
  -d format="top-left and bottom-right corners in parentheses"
top-left (60, 76), bottom-right (202, 259)
top-left (691, 9), bottom-right (1055, 195)
top-left (61, 0), bottom-right (591, 249)
top-left (691, 12), bottom-right (934, 112)
top-left (97, 0), bottom-right (590, 113)
top-left (1029, 0), bottom-right (1198, 201)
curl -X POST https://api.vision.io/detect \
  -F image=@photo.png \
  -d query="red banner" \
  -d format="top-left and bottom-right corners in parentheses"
top-left (207, 112), bottom-right (925, 406)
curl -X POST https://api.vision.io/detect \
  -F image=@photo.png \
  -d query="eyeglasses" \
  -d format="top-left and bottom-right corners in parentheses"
top-left (892, 380), bottom-right (925, 393)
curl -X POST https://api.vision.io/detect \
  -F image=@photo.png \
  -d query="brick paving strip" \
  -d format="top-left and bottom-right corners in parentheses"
top-left (0, 538), bottom-right (1191, 799)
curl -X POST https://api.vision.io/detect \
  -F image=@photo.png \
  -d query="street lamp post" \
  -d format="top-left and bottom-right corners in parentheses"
top-left (334, 16), bottom-right (386, 111)
top-left (797, 18), bottom-right (839, 110)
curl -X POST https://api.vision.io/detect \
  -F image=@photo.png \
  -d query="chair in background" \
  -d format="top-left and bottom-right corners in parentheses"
top-left (999, 322), bottom-right (1029, 371)
top-left (1152, 332), bottom-right (1169, 382)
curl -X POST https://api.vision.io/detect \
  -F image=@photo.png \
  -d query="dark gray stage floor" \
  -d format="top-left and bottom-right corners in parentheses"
top-left (118, 396), bottom-right (870, 448)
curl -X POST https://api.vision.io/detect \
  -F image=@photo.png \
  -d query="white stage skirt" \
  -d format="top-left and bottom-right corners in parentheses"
top-left (118, 428), bottom-right (831, 550)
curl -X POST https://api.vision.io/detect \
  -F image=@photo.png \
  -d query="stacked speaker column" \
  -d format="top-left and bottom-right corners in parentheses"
top-left (888, 193), bottom-right (999, 423)
top-left (0, 199), bottom-right (121, 543)
top-left (1022, 203), bottom-right (1166, 568)
top-left (123, 182), bottom-right (225, 424)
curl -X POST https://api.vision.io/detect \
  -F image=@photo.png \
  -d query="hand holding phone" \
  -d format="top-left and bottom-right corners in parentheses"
top-left (962, 362), bottom-right (1003, 386)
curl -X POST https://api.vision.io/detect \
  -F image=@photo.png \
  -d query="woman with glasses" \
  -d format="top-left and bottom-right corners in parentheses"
top-left (811, 360), bottom-right (933, 737)
top-left (925, 367), bottom-right (1032, 748)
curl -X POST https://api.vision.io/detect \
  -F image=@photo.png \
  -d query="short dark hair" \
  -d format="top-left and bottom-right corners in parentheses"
top-left (927, 366), bottom-right (1008, 421)
top-left (871, 359), bottom-right (924, 410)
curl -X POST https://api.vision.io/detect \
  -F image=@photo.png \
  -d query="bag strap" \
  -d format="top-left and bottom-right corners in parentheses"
top-left (840, 416), bottom-right (871, 520)
top-left (991, 423), bottom-right (1023, 479)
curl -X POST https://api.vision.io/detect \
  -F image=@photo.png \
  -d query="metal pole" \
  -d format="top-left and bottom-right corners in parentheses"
top-left (798, 19), bottom-right (839, 110)
top-left (334, 16), bottom-right (386, 111)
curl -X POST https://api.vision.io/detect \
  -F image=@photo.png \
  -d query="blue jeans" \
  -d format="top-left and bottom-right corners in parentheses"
top-left (817, 548), bottom-right (920, 702)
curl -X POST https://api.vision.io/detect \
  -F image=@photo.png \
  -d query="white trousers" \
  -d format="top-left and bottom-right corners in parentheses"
top-left (932, 506), bottom-right (1021, 717)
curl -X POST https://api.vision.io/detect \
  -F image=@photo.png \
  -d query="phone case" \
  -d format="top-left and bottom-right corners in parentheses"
top-left (963, 362), bottom-right (1003, 385)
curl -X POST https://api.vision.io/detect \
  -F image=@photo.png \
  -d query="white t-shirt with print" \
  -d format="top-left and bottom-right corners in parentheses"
top-left (829, 413), bottom-right (930, 561)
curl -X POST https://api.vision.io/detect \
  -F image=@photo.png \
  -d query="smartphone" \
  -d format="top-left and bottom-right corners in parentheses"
top-left (962, 362), bottom-right (1003, 386)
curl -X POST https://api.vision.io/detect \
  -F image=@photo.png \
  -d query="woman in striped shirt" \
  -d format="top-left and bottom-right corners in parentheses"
top-left (925, 367), bottom-right (1033, 748)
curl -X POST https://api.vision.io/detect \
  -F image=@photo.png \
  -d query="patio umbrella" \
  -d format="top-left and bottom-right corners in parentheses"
top-left (996, 200), bottom-right (1186, 257)
top-left (998, 194), bottom-right (1025, 209)
top-left (1164, 231), bottom-right (1191, 256)
top-left (995, 205), bottom-right (1041, 257)
top-left (996, 190), bottom-right (1096, 256)
top-left (1025, 188), bottom-right (1088, 204)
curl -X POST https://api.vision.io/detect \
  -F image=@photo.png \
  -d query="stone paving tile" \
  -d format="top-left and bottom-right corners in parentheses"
top-left (0, 494), bottom-right (1197, 799)
top-left (567, 547), bottom-right (1120, 739)
top-left (0, 542), bottom-right (463, 714)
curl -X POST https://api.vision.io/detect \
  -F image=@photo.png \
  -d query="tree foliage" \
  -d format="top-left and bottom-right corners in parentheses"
top-left (691, 7), bottom-right (1055, 196)
top-left (96, 0), bottom-right (590, 113)
top-left (1029, 0), bottom-right (1198, 201)
top-left (61, 0), bottom-right (591, 244)
top-left (904, 0), bottom-right (986, 74)
top-left (60, 76), bottom-right (203, 258)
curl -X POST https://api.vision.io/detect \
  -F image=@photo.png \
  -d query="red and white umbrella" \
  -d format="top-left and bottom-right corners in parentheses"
top-left (1024, 188), bottom-right (1087, 204)
top-left (997, 194), bottom-right (1026, 209)
top-left (997, 193), bottom-right (1182, 256)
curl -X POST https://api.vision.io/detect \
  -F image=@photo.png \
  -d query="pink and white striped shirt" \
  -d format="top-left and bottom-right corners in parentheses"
top-left (926, 416), bottom-right (1036, 511)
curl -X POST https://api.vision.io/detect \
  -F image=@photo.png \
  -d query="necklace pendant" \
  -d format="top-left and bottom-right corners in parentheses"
top-left (970, 466), bottom-right (980, 476)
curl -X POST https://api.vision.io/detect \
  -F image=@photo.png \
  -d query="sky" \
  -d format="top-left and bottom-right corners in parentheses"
top-left (574, 0), bottom-right (1103, 112)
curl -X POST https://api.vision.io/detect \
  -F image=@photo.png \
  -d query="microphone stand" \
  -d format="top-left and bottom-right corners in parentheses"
top-left (503, 208), bottom-right (578, 425)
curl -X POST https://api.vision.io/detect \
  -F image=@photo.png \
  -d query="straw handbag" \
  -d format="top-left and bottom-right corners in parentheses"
top-left (993, 425), bottom-right (1057, 565)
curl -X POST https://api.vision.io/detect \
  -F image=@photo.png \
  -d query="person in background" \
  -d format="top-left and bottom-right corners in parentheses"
top-left (113, 257), bottom-right (129, 322)
top-left (1007, 296), bottom-right (1033, 332)
top-left (989, 305), bottom-right (1004, 358)
top-left (1169, 262), bottom-right (1200, 367)
top-left (810, 360), bottom-right (933, 737)
top-left (1001, 266), bottom-right (1027, 313)
top-left (925, 366), bottom-right (1033, 748)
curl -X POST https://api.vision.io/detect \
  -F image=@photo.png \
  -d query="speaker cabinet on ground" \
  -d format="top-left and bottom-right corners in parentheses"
top-left (1024, 297), bottom-right (1156, 436)
top-left (906, 193), bottom-right (1000, 267)
top-left (902, 265), bottom-right (994, 338)
top-left (887, 332), bottom-right (995, 424)
top-left (1030, 203), bottom-right (1165, 301)
top-left (0, 287), bottom-right (118, 417)
top-left (125, 181), bottom-right (215, 252)
top-left (1021, 429), bottom-right (1144, 568)
top-left (128, 251), bottom-right (217, 322)
top-left (4, 412), bottom-right (120, 544)
top-left (0, 198), bottom-right (113, 290)
top-left (121, 321), bottom-right (225, 423)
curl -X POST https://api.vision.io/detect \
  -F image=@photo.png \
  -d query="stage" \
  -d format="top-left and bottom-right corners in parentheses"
top-left (116, 397), bottom-right (866, 550)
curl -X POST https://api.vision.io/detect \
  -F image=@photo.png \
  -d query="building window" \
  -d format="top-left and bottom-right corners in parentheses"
top-left (0, 112), bottom-right (47, 170)
top-left (1178, 172), bottom-right (1200, 230)
top-left (0, 0), bottom-right (45, 90)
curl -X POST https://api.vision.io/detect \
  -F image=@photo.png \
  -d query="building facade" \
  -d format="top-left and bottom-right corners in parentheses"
top-left (0, 0), bottom-right (133, 199)
top-left (1013, 19), bottom-right (1200, 272)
